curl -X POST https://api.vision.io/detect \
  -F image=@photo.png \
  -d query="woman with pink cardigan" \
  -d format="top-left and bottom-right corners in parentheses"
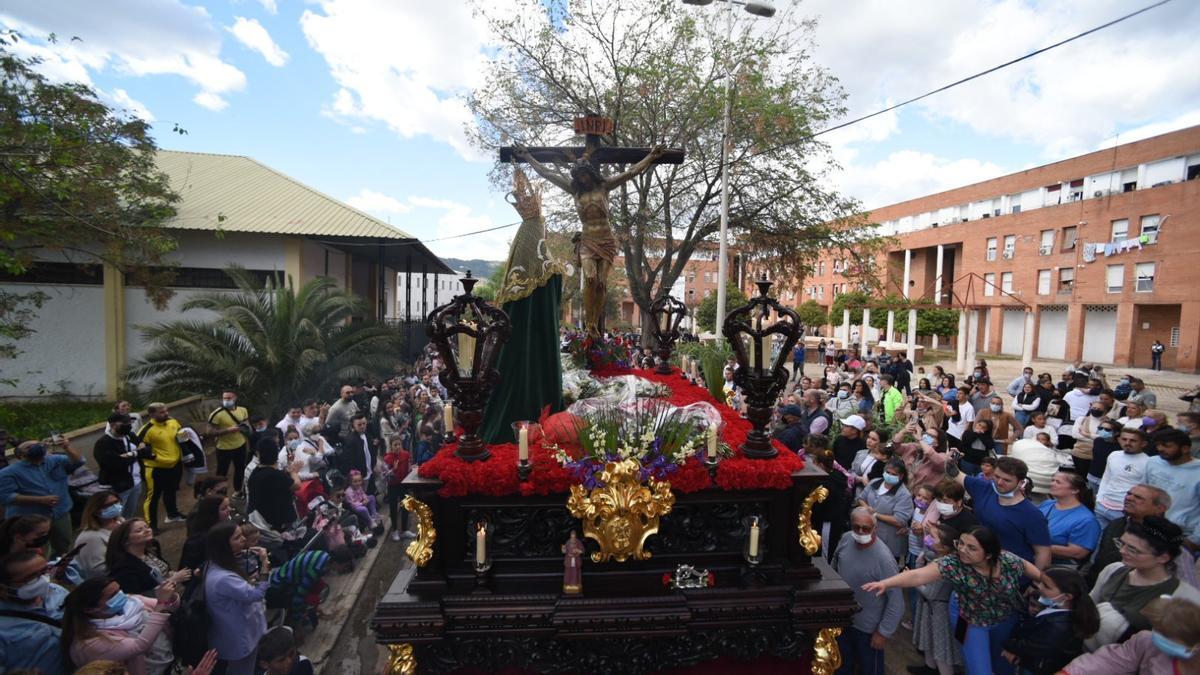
top-left (61, 576), bottom-right (178, 675)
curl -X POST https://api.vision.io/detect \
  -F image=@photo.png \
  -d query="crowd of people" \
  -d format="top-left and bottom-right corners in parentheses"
top-left (0, 346), bottom-right (453, 674)
top-left (752, 345), bottom-right (1200, 675)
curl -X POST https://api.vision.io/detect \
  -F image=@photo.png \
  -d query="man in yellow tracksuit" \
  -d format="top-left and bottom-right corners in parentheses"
top-left (208, 390), bottom-right (250, 494)
top-left (137, 402), bottom-right (184, 533)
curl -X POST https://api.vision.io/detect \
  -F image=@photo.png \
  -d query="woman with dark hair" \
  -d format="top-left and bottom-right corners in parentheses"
top-left (916, 378), bottom-right (935, 399)
top-left (106, 519), bottom-right (191, 598)
top-left (863, 526), bottom-right (1044, 675)
top-left (205, 520), bottom-right (270, 674)
top-left (859, 458), bottom-right (914, 560)
top-left (179, 495), bottom-right (232, 570)
top-left (959, 419), bottom-right (995, 476)
top-left (1038, 471), bottom-right (1101, 566)
top-left (0, 513), bottom-right (51, 556)
top-left (851, 430), bottom-right (891, 496)
top-left (74, 490), bottom-right (123, 577)
top-left (1013, 382), bottom-right (1043, 428)
top-left (1000, 566), bottom-right (1099, 675)
top-left (808, 443), bottom-right (852, 561)
top-left (910, 527), bottom-right (963, 675)
top-left (62, 575), bottom-right (178, 674)
top-left (936, 374), bottom-right (956, 396)
top-left (852, 378), bottom-right (875, 416)
top-left (1088, 516), bottom-right (1200, 650)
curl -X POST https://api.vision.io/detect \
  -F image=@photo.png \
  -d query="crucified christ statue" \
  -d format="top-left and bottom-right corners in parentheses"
top-left (503, 116), bottom-right (681, 337)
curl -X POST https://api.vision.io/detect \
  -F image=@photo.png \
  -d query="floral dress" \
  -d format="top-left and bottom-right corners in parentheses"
top-left (937, 551), bottom-right (1023, 627)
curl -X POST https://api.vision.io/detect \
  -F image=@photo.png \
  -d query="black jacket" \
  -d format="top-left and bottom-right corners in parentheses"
top-left (93, 433), bottom-right (137, 493)
top-left (1003, 610), bottom-right (1083, 675)
top-left (338, 432), bottom-right (378, 493)
top-left (109, 554), bottom-right (162, 598)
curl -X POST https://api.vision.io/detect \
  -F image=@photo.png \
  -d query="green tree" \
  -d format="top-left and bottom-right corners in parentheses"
top-left (0, 33), bottom-right (180, 374)
top-left (695, 281), bottom-right (749, 333)
top-left (796, 300), bottom-right (829, 330)
top-left (829, 290), bottom-right (870, 326)
top-left (125, 269), bottom-right (404, 419)
top-left (467, 0), bottom-right (889, 340)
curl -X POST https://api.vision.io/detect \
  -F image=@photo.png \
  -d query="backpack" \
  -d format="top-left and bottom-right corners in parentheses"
top-left (171, 570), bottom-right (211, 667)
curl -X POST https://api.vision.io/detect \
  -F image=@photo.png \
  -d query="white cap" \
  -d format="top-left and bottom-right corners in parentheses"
top-left (843, 415), bottom-right (866, 431)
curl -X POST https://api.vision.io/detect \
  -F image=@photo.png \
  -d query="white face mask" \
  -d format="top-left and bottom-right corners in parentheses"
top-left (935, 501), bottom-right (956, 517)
top-left (851, 532), bottom-right (873, 545)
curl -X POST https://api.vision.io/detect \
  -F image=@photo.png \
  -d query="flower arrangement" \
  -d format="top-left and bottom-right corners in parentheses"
top-left (548, 399), bottom-right (710, 489)
top-left (563, 331), bottom-right (632, 371)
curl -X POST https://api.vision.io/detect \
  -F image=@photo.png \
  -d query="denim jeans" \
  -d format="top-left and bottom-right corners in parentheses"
top-left (1094, 502), bottom-right (1124, 531)
top-left (119, 482), bottom-right (144, 520)
top-left (1014, 410), bottom-right (1031, 427)
top-left (962, 614), bottom-right (1018, 675)
top-left (836, 627), bottom-right (885, 675)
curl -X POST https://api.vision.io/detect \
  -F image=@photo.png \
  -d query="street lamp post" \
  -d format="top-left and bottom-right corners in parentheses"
top-left (682, 0), bottom-right (775, 340)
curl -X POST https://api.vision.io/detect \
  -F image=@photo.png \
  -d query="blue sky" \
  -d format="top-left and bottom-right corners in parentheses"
top-left (2, 0), bottom-right (1198, 260)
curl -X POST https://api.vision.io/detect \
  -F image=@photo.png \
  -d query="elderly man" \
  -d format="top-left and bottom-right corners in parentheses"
top-left (799, 389), bottom-right (831, 439)
top-left (1126, 377), bottom-right (1157, 409)
top-left (0, 437), bottom-right (84, 557)
top-left (831, 507), bottom-right (903, 675)
top-left (1084, 483), bottom-right (1191, 585)
top-left (772, 405), bottom-right (807, 452)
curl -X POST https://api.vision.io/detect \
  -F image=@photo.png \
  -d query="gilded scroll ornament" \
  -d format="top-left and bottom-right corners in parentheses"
top-left (387, 643), bottom-right (416, 675)
top-left (566, 459), bottom-right (675, 563)
top-left (797, 485), bottom-right (829, 557)
top-left (401, 495), bottom-right (436, 568)
top-left (811, 627), bottom-right (843, 675)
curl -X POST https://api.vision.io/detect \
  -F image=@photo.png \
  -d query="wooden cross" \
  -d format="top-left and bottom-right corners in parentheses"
top-left (498, 115), bottom-right (685, 167)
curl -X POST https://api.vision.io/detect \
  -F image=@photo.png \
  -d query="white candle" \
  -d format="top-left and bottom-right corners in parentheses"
top-left (707, 425), bottom-right (718, 460)
top-left (475, 523), bottom-right (487, 564)
top-left (749, 518), bottom-right (760, 558)
top-left (518, 425), bottom-right (529, 462)
top-left (443, 403), bottom-right (453, 433)
top-left (692, 361), bottom-right (700, 381)
top-left (681, 355), bottom-right (689, 373)
top-left (457, 332), bottom-right (476, 377)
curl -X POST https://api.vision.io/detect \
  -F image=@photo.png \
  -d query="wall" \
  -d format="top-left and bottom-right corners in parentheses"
top-left (1130, 304), bottom-right (1182, 369)
top-left (0, 284), bottom-right (106, 398)
top-left (166, 230), bottom-right (286, 270)
top-left (123, 288), bottom-right (219, 365)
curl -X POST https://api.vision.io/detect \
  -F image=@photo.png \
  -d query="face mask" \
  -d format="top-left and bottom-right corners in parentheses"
top-left (838, 390), bottom-right (849, 399)
top-left (1097, 429), bottom-right (1114, 440)
top-left (883, 473), bottom-right (900, 486)
top-left (914, 498), bottom-right (929, 510)
top-left (993, 482), bottom-right (1019, 499)
top-left (1120, 379), bottom-right (1130, 386)
top-left (11, 575), bottom-right (49, 601)
top-left (24, 445), bottom-right (46, 462)
top-left (1089, 409), bottom-right (1104, 418)
top-left (851, 532), bottom-right (873, 545)
top-left (105, 590), bottom-right (129, 616)
top-left (923, 534), bottom-right (936, 549)
top-left (255, 425), bottom-right (268, 433)
top-left (936, 501), bottom-right (956, 516)
top-left (222, 399), bottom-right (235, 409)
top-left (100, 504), bottom-right (122, 520)
top-left (1142, 416), bottom-right (1156, 428)
top-left (1151, 631), bottom-right (1198, 660)
top-left (973, 371), bottom-right (982, 377)
top-left (1037, 593), bottom-right (1063, 608)
top-left (989, 404), bottom-right (1002, 413)
top-left (1088, 387), bottom-right (1101, 395)
top-left (921, 434), bottom-right (935, 447)
top-left (287, 439), bottom-right (302, 450)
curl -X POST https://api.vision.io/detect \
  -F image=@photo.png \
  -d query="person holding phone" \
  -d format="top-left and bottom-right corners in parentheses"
top-left (0, 437), bottom-right (84, 558)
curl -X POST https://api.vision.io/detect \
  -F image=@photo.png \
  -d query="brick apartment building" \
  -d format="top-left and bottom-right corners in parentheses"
top-left (615, 241), bottom-right (747, 330)
top-left (797, 125), bottom-right (1200, 372)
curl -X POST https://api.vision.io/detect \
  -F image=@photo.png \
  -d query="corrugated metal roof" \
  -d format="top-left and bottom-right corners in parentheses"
top-left (155, 150), bottom-right (413, 240)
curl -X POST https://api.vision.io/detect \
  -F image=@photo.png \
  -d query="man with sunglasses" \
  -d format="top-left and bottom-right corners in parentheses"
top-left (0, 438), bottom-right (84, 558)
top-left (831, 507), bottom-right (903, 675)
top-left (0, 550), bottom-right (67, 673)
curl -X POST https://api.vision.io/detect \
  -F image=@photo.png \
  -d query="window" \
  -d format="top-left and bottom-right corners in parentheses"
top-left (1037, 270), bottom-right (1051, 295)
top-left (1062, 226), bottom-right (1077, 250)
top-left (1001, 272), bottom-right (1013, 293)
top-left (1039, 230), bottom-right (1055, 255)
top-left (818, 261), bottom-right (825, 276)
top-left (1171, 326), bottom-right (1180, 347)
top-left (1135, 262), bottom-right (1155, 292)
top-left (986, 238), bottom-right (997, 261)
top-left (687, 289), bottom-right (695, 298)
top-left (703, 271), bottom-right (713, 283)
top-left (1106, 264), bottom-right (1124, 293)
top-left (1059, 268), bottom-right (1074, 293)
top-left (1111, 219), bottom-right (1129, 243)
top-left (984, 273), bottom-right (996, 296)
top-left (1069, 178), bottom-right (1084, 202)
top-left (687, 271), bottom-right (695, 282)
top-left (1003, 235), bottom-right (1016, 259)
top-left (1140, 214), bottom-right (1161, 243)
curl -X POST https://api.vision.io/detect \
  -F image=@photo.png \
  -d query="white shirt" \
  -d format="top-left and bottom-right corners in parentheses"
top-left (1022, 424), bottom-right (1059, 447)
top-left (359, 433), bottom-right (373, 480)
top-left (1117, 416), bottom-right (1144, 430)
top-left (1096, 451), bottom-right (1150, 510)
top-left (276, 414), bottom-right (319, 437)
top-left (946, 403), bottom-right (975, 440)
top-left (1062, 389), bottom-right (1098, 422)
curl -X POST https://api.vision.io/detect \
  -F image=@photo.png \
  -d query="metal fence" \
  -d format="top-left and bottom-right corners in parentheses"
top-left (386, 318), bottom-right (429, 362)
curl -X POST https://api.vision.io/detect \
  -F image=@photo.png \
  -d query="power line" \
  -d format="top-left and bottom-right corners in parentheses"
top-left (808, 0), bottom-right (1174, 140)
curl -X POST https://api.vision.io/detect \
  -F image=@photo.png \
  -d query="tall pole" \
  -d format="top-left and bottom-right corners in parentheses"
top-left (714, 0), bottom-right (733, 340)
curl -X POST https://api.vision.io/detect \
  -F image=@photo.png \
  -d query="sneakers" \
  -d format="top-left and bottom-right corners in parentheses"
top-left (164, 515), bottom-right (186, 524)
top-left (390, 530), bottom-right (402, 542)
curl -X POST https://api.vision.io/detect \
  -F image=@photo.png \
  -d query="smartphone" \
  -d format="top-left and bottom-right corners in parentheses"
top-left (54, 542), bottom-right (87, 566)
top-left (50, 430), bottom-right (63, 445)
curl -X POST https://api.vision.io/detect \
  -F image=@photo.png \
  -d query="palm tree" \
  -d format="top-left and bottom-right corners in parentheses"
top-left (125, 268), bottom-right (403, 418)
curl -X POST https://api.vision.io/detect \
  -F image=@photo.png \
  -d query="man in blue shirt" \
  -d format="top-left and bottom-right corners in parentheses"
top-left (948, 456), bottom-right (1051, 569)
top-left (0, 439), bottom-right (85, 557)
top-left (0, 550), bottom-right (68, 675)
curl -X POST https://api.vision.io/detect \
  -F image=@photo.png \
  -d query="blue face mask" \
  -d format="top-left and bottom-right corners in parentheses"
top-left (1151, 631), bottom-right (1197, 660)
top-left (1097, 429), bottom-right (1115, 440)
top-left (883, 473), bottom-right (900, 486)
top-left (838, 390), bottom-right (850, 399)
top-left (105, 590), bottom-right (129, 616)
top-left (100, 504), bottom-right (122, 521)
top-left (993, 482), bottom-right (1019, 499)
top-left (921, 434), bottom-right (935, 447)
top-left (1037, 593), bottom-right (1063, 608)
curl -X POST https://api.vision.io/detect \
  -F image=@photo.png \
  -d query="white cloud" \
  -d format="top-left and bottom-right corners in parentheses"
top-left (408, 197), bottom-right (511, 260)
top-left (300, 0), bottom-right (503, 160)
top-left (193, 91), bottom-right (228, 111)
top-left (228, 16), bottom-right (288, 67)
top-left (258, 0), bottom-right (278, 15)
top-left (0, 0), bottom-right (246, 111)
top-left (346, 189), bottom-right (412, 215)
top-left (839, 150), bottom-right (1007, 211)
top-left (107, 88), bottom-right (155, 121)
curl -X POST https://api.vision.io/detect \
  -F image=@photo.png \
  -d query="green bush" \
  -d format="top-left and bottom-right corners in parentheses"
top-left (0, 400), bottom-right (116, 440)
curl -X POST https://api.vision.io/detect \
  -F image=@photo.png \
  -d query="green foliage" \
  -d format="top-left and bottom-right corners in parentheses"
top-left (865, 297), bottom-right (960, 337)
top-left (0, 400), bottom-right (115, 440)
top-left (796, 300), bottom-right (829, 329)
top-left (829, 290), bottom-right (870, 326)
top-left (694, 282), bottom-right (749, 334)
top-left (124, 268), bottom-right (405, 419)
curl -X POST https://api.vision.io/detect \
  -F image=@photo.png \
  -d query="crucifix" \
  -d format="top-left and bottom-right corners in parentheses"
top-left (500, 115), bottom-right (684, 337)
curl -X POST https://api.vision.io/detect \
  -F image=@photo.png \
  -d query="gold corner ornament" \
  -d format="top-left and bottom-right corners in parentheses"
top-left (401, 495), bottom-right (436, 568)
top-left (811, 627), bottom-right (843, 675)
top-left (797, 484), bottom-right (829, 557)
top-left (387, 643), bottom-right (416, 675)
top-left (566, 459), bottom-right (675, 563)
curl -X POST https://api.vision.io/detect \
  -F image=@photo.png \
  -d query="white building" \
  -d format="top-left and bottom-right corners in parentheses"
top-left (0, 150), bottom-right (450, 399)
